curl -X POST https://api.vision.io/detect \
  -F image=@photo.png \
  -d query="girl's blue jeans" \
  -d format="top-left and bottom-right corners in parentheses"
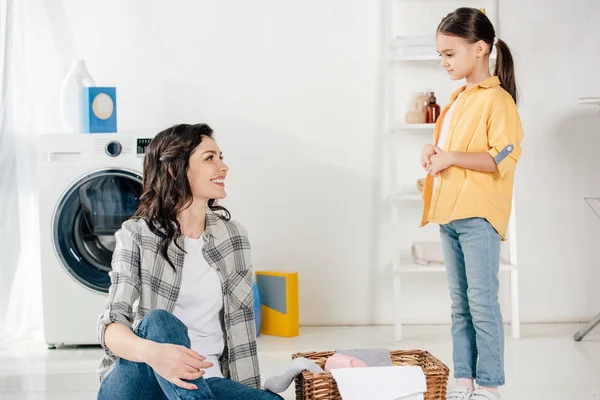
top-left (440, 217), bottom-right (505, 387)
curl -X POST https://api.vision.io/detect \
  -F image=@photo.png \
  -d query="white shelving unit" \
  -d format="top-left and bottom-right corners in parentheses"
top-left (392, 192), bottom-right (422, 202)
top-left (391, 123), bottom-right (436, 133)
top-left (395, 260), bottom-right (517, 274)
top-left (392, 48), bottom-right (497, 62)
top-left (383, 0), bottom-right (520, 341)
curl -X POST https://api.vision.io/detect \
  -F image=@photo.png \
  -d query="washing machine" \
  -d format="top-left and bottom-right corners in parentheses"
top-left (38, 133), bottom-right (155, 347)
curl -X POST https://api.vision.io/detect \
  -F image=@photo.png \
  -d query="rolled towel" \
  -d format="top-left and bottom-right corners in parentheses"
top-left (411, 241), bottom-right (444, 265)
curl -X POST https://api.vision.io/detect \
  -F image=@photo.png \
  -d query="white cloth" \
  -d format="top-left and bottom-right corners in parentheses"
top-left (172, 236), bottom-right (225, 379)
top-left (330, 366), bottom-right (427, 400)
top-left (411, 241), bottom-right (444, 265)
top-left (433, 94), bottom-right (461, 194)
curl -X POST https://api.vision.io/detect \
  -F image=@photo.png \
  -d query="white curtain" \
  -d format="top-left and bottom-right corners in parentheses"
top-left (0, 0), bottom-right (42, 345)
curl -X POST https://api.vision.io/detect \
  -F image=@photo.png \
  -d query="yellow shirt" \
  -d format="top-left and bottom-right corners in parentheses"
top-left (420, 76), bottom-right (524, 239)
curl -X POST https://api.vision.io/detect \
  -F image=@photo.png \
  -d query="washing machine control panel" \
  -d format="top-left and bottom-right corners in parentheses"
top-left (136, 138), bottom-right (152, 156)
top-left (105, 141), bottom-right (122, 157)
top-left (93, 136), bottom-right (152, 160)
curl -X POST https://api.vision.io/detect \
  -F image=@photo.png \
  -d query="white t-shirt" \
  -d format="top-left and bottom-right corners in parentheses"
top-left (433, 94), bottom-right (461, 194)
top-left (172, 236), bottom-right (225, 379)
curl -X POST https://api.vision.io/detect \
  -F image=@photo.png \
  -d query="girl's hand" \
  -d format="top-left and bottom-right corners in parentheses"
top-left (421, 144), bottom-right (437, 169)
top-left (427, 146), bottom-right (454, 177)
top-left (144, 342), bottom-right (213, 390)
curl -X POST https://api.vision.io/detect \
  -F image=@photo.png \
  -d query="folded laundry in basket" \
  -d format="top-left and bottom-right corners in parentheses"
top-left (331, 365), bottom-right (426, 400)
top-left (411, 241), bottom-right (445, 265)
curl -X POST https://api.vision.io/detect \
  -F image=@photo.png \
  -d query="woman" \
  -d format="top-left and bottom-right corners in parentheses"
top-left (96, 123), bottom-right (282, 400)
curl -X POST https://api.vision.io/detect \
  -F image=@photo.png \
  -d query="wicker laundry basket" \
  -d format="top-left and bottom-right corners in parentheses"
top-left (292, 350), bottom-right (449, 400)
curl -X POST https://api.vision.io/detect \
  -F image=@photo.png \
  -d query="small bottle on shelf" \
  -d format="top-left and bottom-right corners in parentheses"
top-left (425, 92), bottom-right (441, 123)
top-left (405, 91), bottom-right (427, 124)
top-left (418, 89), bottom-right (432, 112)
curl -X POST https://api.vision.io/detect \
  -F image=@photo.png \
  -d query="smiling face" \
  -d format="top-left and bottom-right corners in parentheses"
top-left (436, 33), bottom-right (488, 81)
top-left (186, 136), bottom-right (229, 201)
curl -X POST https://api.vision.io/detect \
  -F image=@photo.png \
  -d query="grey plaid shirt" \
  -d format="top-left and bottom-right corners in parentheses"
top-left (96, 209), bottom-right (261, 388)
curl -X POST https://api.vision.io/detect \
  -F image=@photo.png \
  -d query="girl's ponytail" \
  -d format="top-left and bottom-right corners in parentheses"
top-left (494, 39), bottom-right (518, 105)
top-left (438, 8), bottom-right (518, 105)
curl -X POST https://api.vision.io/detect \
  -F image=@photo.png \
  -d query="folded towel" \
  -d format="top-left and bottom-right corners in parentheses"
top-left (335, 348), bottom-right (392, 367)
top-left (331, 365), bottom-right (427, 400)
top-left (411, 242), bottom-right (444, 265)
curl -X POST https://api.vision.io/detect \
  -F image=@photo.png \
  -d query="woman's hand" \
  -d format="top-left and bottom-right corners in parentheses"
top-left (144, 342), bottom-right (213, 390)
top-left (427, 146), bottom-right (454, 177)
top-left (421, 144), bottom-right (437, 170)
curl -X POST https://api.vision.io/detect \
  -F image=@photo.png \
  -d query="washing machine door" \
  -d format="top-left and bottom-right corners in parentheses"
top-left (53, 169), bottom-right (143, 293)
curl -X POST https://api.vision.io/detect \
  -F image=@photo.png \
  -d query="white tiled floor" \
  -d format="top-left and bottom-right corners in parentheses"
top-left (0, 324), bottom-right (599, 399)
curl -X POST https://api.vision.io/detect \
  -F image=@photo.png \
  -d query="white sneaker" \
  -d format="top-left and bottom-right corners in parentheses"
top-left (472, 388), bottom-right (501, 400)
top-left (447, 386), bottom-right (473, 400)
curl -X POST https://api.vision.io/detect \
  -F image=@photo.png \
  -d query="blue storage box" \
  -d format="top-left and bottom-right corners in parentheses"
top-left (83, 87), bottom-right (117, 133)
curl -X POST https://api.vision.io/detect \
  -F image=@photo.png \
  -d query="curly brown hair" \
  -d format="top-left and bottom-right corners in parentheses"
top-left (133, 123), bottom-right (230, 269)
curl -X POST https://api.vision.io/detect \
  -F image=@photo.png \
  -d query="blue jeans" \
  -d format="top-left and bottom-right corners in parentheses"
top-left (98, 310), bottom-right (282, 400)
top-left (440, 217), bottom-right (505, 387)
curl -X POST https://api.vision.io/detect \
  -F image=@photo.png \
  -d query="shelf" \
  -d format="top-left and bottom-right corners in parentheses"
top-left (393, 260), bottom-right (517, 274)
top-left (578, 97), bottom-right (600, 105)
top-left (392, 123), bottom-right (435, 133)
top-left (392, 53), bottom-right (439, 62)
top-left (392, 46), bottom-right (497, 63)
top-left (392, 192), bottom-right (423, 201)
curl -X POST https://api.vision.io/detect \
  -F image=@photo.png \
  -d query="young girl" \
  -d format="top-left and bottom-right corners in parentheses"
top-left (420, 8), bottom-right (524, 400)
top-left (96, 124), bottom-right (282, 400)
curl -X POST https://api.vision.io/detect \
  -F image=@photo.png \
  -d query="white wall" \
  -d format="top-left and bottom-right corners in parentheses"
top-left (24, 0), bottom-right (381, 325)
top-left (500, 0), bottom-right (600, 323)
top-left (24, 0), bottom-right (600, 326)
